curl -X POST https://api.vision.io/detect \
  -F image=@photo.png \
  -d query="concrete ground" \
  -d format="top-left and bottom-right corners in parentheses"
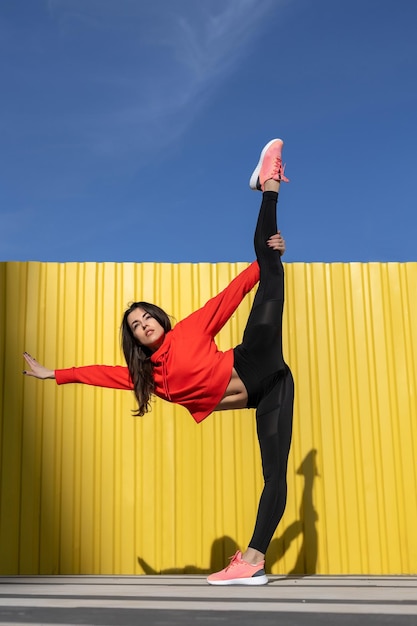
top-left (0, 575), bottom-right (416, 626)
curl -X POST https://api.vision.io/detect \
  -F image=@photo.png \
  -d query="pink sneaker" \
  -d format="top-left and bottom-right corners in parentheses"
top-left (206, 551), bottom-right (268, 586)
top-left (249, 138), bottom-right (289, 191)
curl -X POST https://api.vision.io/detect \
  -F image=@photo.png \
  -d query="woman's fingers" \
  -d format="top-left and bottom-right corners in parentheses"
top-left (22, 352), bottom-right (53, 378)
top-left (267, 233), bottom-right (286, 254)
top-left (23, 352), bottom-right (36, 375)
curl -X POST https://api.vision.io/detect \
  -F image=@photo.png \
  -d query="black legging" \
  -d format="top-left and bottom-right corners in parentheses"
top-left (233, 190), bottom-right (294, 554)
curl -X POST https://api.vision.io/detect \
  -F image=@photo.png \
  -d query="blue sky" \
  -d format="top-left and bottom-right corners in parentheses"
top-left (1, 0), bottom-right (416, 263)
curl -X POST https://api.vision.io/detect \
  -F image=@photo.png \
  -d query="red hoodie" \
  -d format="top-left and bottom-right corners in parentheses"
top-left (55, 261), bottom-right (260, 423)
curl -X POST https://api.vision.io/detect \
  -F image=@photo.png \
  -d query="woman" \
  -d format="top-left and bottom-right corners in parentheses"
top-left (23, 138), bottom-right (294, 586)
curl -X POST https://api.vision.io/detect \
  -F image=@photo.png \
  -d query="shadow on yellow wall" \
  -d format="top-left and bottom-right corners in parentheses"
top-left (137, 449), bottom-right (319, 576)
top-left (267, 449), bottom-right (319, 575)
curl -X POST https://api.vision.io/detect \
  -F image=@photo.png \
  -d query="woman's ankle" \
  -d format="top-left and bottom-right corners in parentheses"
top-left (263, 179), bottom-right (280, 193)
top-left (241, 547), bottom-right (265, 564)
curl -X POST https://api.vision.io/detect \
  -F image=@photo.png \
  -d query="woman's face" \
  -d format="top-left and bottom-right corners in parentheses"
top-left (127, 307), bottom-right (165, 351)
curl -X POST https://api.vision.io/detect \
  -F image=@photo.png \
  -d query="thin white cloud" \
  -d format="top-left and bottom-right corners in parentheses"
top-left (165, 0), bottom-right (275, 81)
top-left (45, 0), bottom-right (282, 161)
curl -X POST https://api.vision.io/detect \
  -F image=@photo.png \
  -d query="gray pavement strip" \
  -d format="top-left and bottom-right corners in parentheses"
top-left (0, 575), bottom-right (416, 625)
top-left (0, 608), bottom-right (417, 626)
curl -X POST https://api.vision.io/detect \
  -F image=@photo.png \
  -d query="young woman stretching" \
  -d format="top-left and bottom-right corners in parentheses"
top-left (23, 138), bottom-right (294, 586)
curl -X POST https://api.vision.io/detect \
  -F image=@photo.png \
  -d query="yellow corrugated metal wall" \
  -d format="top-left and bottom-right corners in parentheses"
top-left (0, 261), bottom-right (416, 575)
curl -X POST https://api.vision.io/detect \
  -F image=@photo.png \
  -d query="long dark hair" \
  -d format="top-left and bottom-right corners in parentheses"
top-left (121, 302), bottom-right (172, 416)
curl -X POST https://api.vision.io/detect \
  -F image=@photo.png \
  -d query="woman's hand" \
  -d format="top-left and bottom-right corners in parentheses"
top-left (267, 231), bottom-right (286, 256)
top-left (23, 352), bottom-right (55, 379)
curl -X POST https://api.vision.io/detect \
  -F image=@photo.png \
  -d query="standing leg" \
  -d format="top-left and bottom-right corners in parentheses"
top-left (248, 368), bottom-right (294, 554)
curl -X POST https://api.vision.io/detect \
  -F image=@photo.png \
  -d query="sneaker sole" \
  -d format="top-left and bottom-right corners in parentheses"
top-left (207, 574), bottom-right (268, 586)
top-left (249, 138), bottom-right (284, 190)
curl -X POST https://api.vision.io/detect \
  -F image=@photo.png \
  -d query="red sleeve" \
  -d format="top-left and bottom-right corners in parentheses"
top-left (55, 365), bottom-right (133, 390)
top-left (179, 261), bottom-right (259, 337)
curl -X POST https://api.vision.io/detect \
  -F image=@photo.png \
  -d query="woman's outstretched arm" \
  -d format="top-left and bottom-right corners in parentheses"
top-left (23, 352), bottom-right (133, 389)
